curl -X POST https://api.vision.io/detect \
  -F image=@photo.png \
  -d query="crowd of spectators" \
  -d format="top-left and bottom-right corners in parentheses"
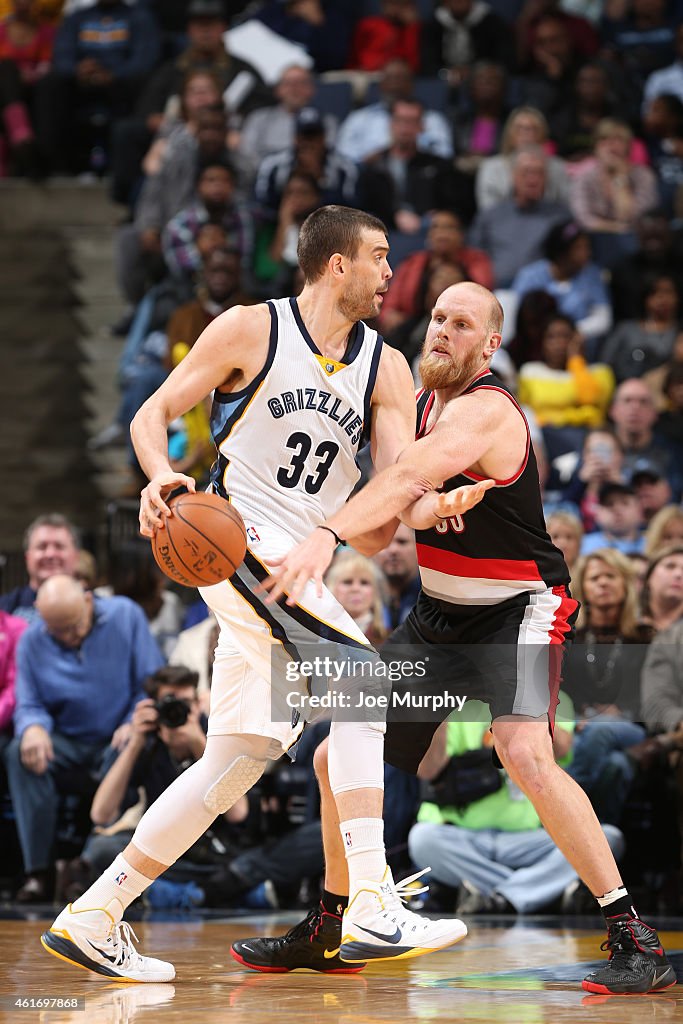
top-left (3, 0), bottom-right (683, 914)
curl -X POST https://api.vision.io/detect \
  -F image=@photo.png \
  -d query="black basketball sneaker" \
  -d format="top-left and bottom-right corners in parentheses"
top-left (583, 915), bottom-right (677, 994)
top-left (231, 904), bottom-right (367, 974)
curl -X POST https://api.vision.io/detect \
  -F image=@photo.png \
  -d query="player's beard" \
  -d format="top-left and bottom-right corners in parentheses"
top-left (419, 340), bottom-right (482, 393)
top-left (338, 277), bottom-right (379, 322)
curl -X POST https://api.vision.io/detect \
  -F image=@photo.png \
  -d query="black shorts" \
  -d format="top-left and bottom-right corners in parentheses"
top-left (382, 585), bottom-right (578, 775)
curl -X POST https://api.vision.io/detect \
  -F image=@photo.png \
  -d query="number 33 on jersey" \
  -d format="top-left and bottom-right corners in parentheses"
top-left (209, 297), bottom-right (383, 544)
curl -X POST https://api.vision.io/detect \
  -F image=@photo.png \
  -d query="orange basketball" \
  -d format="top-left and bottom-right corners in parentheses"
top-left (152, 491), bottom-right (247, 588)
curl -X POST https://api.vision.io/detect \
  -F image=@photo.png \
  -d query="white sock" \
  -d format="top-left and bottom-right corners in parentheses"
top-left (71, 855), bottom-right (155, 923)
top-left (340, 817), bottom-right (387, 892)
top-left (596, 886), bottom-right (629, 907)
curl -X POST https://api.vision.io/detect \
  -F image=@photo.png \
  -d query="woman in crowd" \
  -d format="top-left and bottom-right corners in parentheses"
top-left (600, 273), bottom-right (682, 383)
top-left (512, 220), bottom-right (613, 351)
top-left (563, 549), bottom-right (650, 824)
top-left (475, 105), bottom-right (569, 210)
top-left (141, 68), bottom-right (224, 178)
top-left (325, 550), bottom-right (388, 649)
top-left (546, 509), bottom-right (583, 578)
top-left (570, 118), bottom-right (658, 234)
top-left (517, 314), bottom-right (614, 436)
top-left (641, 544), bottom-right (683, 634)
top-left (644, 505), bottom-right (683, 558)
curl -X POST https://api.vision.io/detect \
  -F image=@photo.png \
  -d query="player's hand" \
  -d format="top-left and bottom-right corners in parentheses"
top-left (261, 528), bottom-right (338, 606)
top-left (139, 472), bottom-right (196, 538)
top-left (435, 478), bottom-right (495, 520)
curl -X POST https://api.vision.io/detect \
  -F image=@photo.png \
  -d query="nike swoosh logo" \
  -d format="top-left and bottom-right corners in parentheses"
top-left (85, 940), bottom-right (118, 964)
top-left (323, 947), bottom-right (340, 959)
top-left (356, 924), bottom-right (402, 944)
top-left (241, 944), bottom-right (254, 954)
top-left (653, 967), bottom-right (671, 985)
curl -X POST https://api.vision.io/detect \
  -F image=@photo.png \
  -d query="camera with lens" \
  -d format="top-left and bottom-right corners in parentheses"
top-left (155, 694), bottom-right (191, 729)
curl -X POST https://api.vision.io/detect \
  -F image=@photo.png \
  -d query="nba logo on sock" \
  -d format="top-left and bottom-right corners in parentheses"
top-left (115, 872), bottom-right (128, 886)
top-left (345, 832), bottom-right (352, 847)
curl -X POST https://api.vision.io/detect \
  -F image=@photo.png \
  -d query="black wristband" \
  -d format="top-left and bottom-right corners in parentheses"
top-left (317, 525), bottom-right (343, 546)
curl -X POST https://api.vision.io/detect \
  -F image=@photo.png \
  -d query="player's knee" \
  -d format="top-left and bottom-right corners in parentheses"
top-left (313, 736), bottom-right (330, 788)
top-left (495, 731), bottom-right (552, 787)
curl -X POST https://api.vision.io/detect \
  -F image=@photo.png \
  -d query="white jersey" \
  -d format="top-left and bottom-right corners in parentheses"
top-left (209, 296), bottom-right (383, 543)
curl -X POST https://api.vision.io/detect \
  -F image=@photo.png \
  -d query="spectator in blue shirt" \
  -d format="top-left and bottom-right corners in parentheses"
top-left (4, 574), bottom-right (163, 903)
top-left (33, 0), bottom-right (161, 173)
top-left (581, 482), bottom-right (646, 557)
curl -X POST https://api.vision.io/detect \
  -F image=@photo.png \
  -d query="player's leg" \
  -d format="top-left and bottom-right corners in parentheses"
top-left (41, 601), bottom-right (284, 984)
top-left (231, 620), bottom-right (468, 972)
top-left (41, 730), bottom-right (272, 981)
top-left (492, 715), bottom-right (676, 993)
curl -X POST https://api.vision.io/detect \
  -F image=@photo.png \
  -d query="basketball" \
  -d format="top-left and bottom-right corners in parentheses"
top-left (151, 491), bottom-right (247, 587)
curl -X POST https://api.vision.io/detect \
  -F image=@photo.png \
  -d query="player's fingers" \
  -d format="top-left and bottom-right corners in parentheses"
top-left (263, 574), bottom-right (287, 604)
top-left (286, 571), bottom-right (309, 607)
top-left (258, 572), bottom-right (279, 593)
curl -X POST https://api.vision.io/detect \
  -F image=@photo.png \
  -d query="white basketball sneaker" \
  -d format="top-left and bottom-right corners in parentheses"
top-left (41, 903), bottom-right (176, 982)
top-left (340, 868), bottom-right (467, 963)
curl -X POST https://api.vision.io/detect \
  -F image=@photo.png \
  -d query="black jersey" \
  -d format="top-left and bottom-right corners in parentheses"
top-left (414, 372), bottom-right (569, 607)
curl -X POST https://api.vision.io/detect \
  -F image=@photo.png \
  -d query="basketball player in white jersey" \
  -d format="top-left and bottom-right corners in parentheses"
top-left (41, 207), bottom-right (489, 981)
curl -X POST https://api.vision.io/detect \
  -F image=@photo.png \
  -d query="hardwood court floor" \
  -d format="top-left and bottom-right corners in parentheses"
top-left (1, 913), bottom-right (682, 1023)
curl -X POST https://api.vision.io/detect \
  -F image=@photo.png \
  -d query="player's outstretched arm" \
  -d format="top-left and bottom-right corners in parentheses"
top-left (132, 304), bottom-right (270, 537)
top-left (262, 391), bottom-right (505, 605)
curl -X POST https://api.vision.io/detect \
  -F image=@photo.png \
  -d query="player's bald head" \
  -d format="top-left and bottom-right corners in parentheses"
top-left (436, 281), bottom-right (504, 337)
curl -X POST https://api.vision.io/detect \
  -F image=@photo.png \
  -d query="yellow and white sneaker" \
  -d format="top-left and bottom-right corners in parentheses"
top-left (340, 868), bottom-right (467, 963)
top-left (41, 903), bottom-right (175, 982)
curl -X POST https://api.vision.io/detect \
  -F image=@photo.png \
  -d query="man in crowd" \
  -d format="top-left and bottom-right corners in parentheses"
top-left (336, 58), bottom-right (453, 163)
top-left (357, 98), bottom-right (473, 232)
top-left (34, 0), bottom-right (161, 173)
top-left (468, 147), bottom-right (569, 287)
top-left (0, 514), bottom-right (80, 620)
top-left (581, 482), bottom-right (645, 556)
top-left (254, 106), bottom-right (357, 217)
top-left (162, 158), bottom-right (253, 285)
top-left (240, 64), bottom-right (336, 176)
top-left (4, 575), bottom-right (163, 901)
top-left (610, 379), bottom-right (683, 501)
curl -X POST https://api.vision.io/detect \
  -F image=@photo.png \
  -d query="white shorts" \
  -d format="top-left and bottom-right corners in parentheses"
top-left (199, 520), bottom-right (373, 755)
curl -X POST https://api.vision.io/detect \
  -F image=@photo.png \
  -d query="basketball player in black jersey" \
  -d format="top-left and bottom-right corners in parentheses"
top-left (236, 282), bottom-right (675, 995)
